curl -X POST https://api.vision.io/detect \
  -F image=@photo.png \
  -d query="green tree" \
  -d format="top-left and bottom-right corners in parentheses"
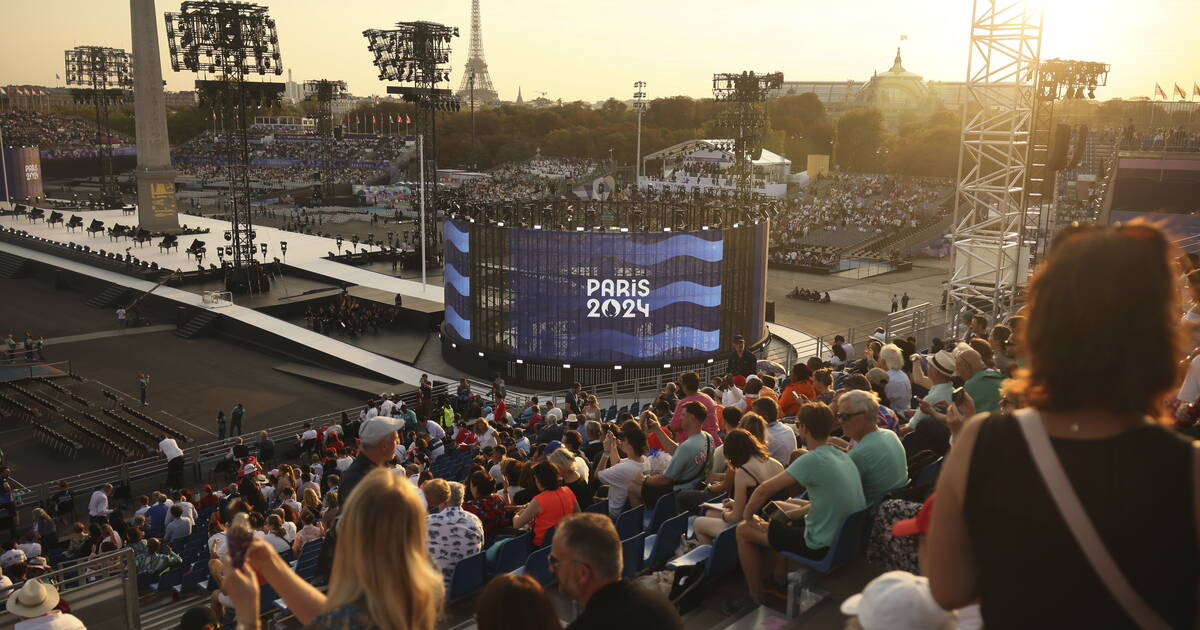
top-left (835, 107), bottom-right (887, 172)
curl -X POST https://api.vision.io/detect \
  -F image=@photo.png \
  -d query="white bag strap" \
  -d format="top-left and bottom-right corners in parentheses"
top-left (1013, 409), bottom-right (1171, 630)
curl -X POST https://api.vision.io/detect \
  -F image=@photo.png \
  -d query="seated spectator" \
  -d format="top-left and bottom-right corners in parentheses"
top-left (425, 480), bottom-right (485, 588)
top-left (694, 428), bottom-right (784, 544)
top-left (163, 505), bottom-right (193, 548)
top-left (64, 523), bottom-right (88, 559)
top-left (836, 390), bottom-right (908, 506)
top-left (464, 471), bottom-right (510, 540)
top-left (633, 401), bottom-right (713, 508)
top-left (732, 403), bottom-right (867, 611)
top-left (548, 448), bottom-right (592, 509)
top-left (755, 397), bottom-right (798, 466)
top-left (0, 541), bottom-right (26, 570)
top-left (257, 514), bottom-right (291, 554)
top-left (513, 462), bottom-right (579, 547)
top-left (595, 421), bottom-right (647, 517)
top-left (779, 364), bottom-right (817, 417)
top-left (30, 509), bottom-right (57, 551)
top-left (5, 579), bottom-right (87, 630)
top-left (292, 510), bottom-right (323, 556)
top-left (840, 570), bottom-right (955, 630)
top-left (560, 431), bottom-right (592, 482)
top-left (669, 372), bottom-right (722, 446)
top-left (551, 513), bottom-right (683, 630)
top-left (502, 460), bottom-right (528, 504)
top-left (454, 421), bottom-right (478, 450)
top-left (475, 573), bottom-right (562, 630)
top-left (136, 538), bottom-right (181, 575)
top-left (17, 529), bottom-right (43, 560)
top-left (955, 346), bottom-right (1004, 413)
top-left (221, 468), bottom-right (443, 629)
top-left (928, 222), bottom-right (1198, 628)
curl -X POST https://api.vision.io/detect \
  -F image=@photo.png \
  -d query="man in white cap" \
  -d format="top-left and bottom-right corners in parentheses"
top-left (841, 570), bottom-right (955, 630)
top-left (337, 416), bottom-right (402, 505)
top-left (906, 350), bottom-right (957, 432)
top-left (6, 579), bottom-right (86, 629)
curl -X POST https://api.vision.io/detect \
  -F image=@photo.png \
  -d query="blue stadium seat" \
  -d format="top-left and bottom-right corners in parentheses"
top-left (154, 567), bottom-right (185, 593)
top-left (643, 512), bottom-right (689, 570)
top-left (449, 551), bottom-right (486, 600)
top-left (621, 533), bottom-right (645, 578)
top-left (665, 523), bottom-right (737, 579)
top-left (259, 584), bottom-right (280, 616)
top-left (585, 499), bottom-right (610, 515)
top-left (605, 405), bottom-right (618, 421)
top-left (521, 545), bottom-right (555, 586)
top-left (780, 508), bottom-right (870, 575)
top-left (491, 532), bottom-right (532, 575)
top-left (912, 457), bottom-right (944, 488)
top-left (615, 505), bottom-right (644, 540)
top-left (644, 491), bottom-right (677, 534)
top-left (175, 566), bottom-right (209, 595)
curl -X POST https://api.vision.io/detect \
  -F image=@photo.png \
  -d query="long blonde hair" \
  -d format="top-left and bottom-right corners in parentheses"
top-left (326, 468), bottom-right (443, 630)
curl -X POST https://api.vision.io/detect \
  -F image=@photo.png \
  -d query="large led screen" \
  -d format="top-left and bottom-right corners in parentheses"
top-left (444, 219), bottom-right (767, 364)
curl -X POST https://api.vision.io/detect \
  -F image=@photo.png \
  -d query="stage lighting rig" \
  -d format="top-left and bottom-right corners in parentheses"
top-left (165, 0), bottom-right (284, 295)
top-left (64, 46), bottom-right (133, 208)
top-left (1035, 59), bottom-right (1109, 101)
top-left (711, 71), bottom-right (783, 193)
top-left (303, 79), bottom-right (348, 198)
top-left (364, 19), bottom-right (459, 263)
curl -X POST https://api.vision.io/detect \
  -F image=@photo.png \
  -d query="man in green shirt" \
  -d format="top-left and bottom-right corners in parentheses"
top-left (397, 402), bottom-right (418, 432)
top-left (635, 401), bottom-right (712, 508)
top-left (957, 347), bottom-right (1004, 413)
top-left (837, 390), bottom-right (908, 506)
top-left (731, 402), bottom-right (866, 610)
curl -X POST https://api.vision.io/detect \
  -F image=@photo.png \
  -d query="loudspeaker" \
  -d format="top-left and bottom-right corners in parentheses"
top-left (1048, 123), bottom-right (1072, 171)
top-left (765, 300), bottom-right (775, 323)
top-left (334, 125), bottom-right (343, 141)
top-left (1067, 125), bottom-right (1089, 170)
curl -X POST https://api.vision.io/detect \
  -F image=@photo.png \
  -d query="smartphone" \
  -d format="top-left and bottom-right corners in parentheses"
top-left (952, 387), bottom-right (965, 404)
top-left (762, 501), bottom-right (782, 521)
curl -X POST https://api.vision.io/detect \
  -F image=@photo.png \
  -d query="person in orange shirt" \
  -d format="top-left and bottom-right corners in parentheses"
top-left (779, 364), bottom-right (818, 417)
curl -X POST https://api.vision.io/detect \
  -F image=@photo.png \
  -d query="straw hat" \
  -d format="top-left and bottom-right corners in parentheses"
top-left (6, 579), bottom-right (60, 618)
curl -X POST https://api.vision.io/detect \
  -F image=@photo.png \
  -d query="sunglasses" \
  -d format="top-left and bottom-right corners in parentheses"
top-left (836, 411), bottom-right (864, 422)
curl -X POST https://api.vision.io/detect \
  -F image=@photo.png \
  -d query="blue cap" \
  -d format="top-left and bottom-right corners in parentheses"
top-left (546, 440), bottom-right (563, 454)
top-left (483, 406), bottom-right (493, 415)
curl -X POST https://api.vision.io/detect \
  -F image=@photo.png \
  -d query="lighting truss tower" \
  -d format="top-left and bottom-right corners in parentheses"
top-left (303, 79), bottom-right (348, 199)
top-left (634, 81), bottom-right (647, 182)
top-left (364, 20), bottom-right (460, 262)
top-left (165, 0), bottom-right (283, 294)
top-left (712, 71), bottom-right (784, 193)
top-left (64, 46), bottom-right (133, 208)
top-left (947, 0), bottom-right (1042, 329)
top-left (1026, 58), bottom-right (1109, 264)
top-left (456, 0), bottom-right (499, 105)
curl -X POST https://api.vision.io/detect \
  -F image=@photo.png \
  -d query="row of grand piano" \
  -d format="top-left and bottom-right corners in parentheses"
top-left (4, 204), bottom-right (208, 258)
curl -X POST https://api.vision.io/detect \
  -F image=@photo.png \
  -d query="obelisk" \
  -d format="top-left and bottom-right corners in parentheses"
top-left (130, 0), bottom-right (180, 232)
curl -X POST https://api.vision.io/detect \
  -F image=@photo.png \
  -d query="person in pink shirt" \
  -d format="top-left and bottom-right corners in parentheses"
top-left (669, 371), bottom-right (723, 446)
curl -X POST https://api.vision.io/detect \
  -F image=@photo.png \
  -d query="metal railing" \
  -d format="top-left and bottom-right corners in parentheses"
top-left (0, 548), bottom-right (141, 630)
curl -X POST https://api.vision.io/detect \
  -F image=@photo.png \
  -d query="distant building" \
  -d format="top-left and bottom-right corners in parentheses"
top-left (772, 48), bottom-right (1014, 127)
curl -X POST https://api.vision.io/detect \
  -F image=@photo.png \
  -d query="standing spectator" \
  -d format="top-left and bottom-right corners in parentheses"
top-left (88, 484), bottom-right (113, 525)
top-left (138, 373), bottom-right (150, 406)
top-left (890, 295), bottom-right (898, 313)
top-left (0, 467), bottom-right (16, 529)
top-left (159, 435), bottom-right (185, 491)
top-left (901, 292), bottom-right (910, 309)
top-left (216, 411), bottom-right (227, 440)
top-left (51, 481), bottom-right (74, 527)
top-left (229, 403), bottom-right (246, 436)
top-left (255, 430), bottom-right (275, 465)
top-left (927, 222), bottom-right (1198, 628)
top-left (337, 416), bottom-right (402, 505)
top-left (5, 579), bottom-right (86, 630)
top-left (552, 513), bottom-right (683, 630)
top-left (565, 382), bottom-right (583, 416)
top-left (475, 573), bottom-right (562, 630)
top-left (221, 469), bottom-right (444, 630)
top-left (424, 480), bottom-right (484, 589)
top-left (727, 334), bottom-right (757, 378)
top-left (116, 306), bottom-right (127, 326)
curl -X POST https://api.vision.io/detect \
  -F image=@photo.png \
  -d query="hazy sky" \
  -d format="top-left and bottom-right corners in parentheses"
top-left (2, 0), bottom-right (1197, 103)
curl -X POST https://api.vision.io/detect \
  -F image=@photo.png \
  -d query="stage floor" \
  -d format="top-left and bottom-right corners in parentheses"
top-left (5, 208), bottom-right (445, 304)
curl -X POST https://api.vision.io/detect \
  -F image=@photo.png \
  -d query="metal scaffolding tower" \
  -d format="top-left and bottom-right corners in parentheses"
top-left (947, 0), bottom-right (1043, 329)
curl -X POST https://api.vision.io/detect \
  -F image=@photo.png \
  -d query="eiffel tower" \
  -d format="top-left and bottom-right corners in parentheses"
top-left (456, 0), bottom-right (500, 105)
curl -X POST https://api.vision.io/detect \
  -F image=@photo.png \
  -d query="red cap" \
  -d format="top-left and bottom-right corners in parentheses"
top-left (732, 375), bottom-right (747, 387)
top-left (202, 484), bottom-right (212, 491)
top-left (892, 493), bottom-right (935, 537)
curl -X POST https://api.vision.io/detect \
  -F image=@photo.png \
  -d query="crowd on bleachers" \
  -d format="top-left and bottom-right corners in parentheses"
top-left (0, 111), bottom-right (132, 150)
top-left (2, 221), bottom-right (1198, 630)
top-left (452, 158), bottom-right (605, 203)
top-left (771, 173), bottom-right (951, 251)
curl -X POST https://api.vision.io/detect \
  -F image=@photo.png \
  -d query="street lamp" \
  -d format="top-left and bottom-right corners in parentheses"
top-left (634, 81), bottom-right (647, 184)
top-left (260, 242), bottom-right (268, 258)
top-left (336, 235), bottom-right (343, 253)
top-left (279, 241), bottom-right (287, 258)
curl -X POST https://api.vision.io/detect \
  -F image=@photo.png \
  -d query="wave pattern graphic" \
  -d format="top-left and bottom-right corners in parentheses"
top-left (644, 281), bottom-right (721, 309)
top-left (512, 233), bottom-right (722, 268)
top-left (444, 221), bottom-right (470, 254)
top-left (444, 305), bottom-right (471, 341)
top-left (567, 327), bottom-right (720, 358)
top-left (444, 263), bottom-right (471, 297)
